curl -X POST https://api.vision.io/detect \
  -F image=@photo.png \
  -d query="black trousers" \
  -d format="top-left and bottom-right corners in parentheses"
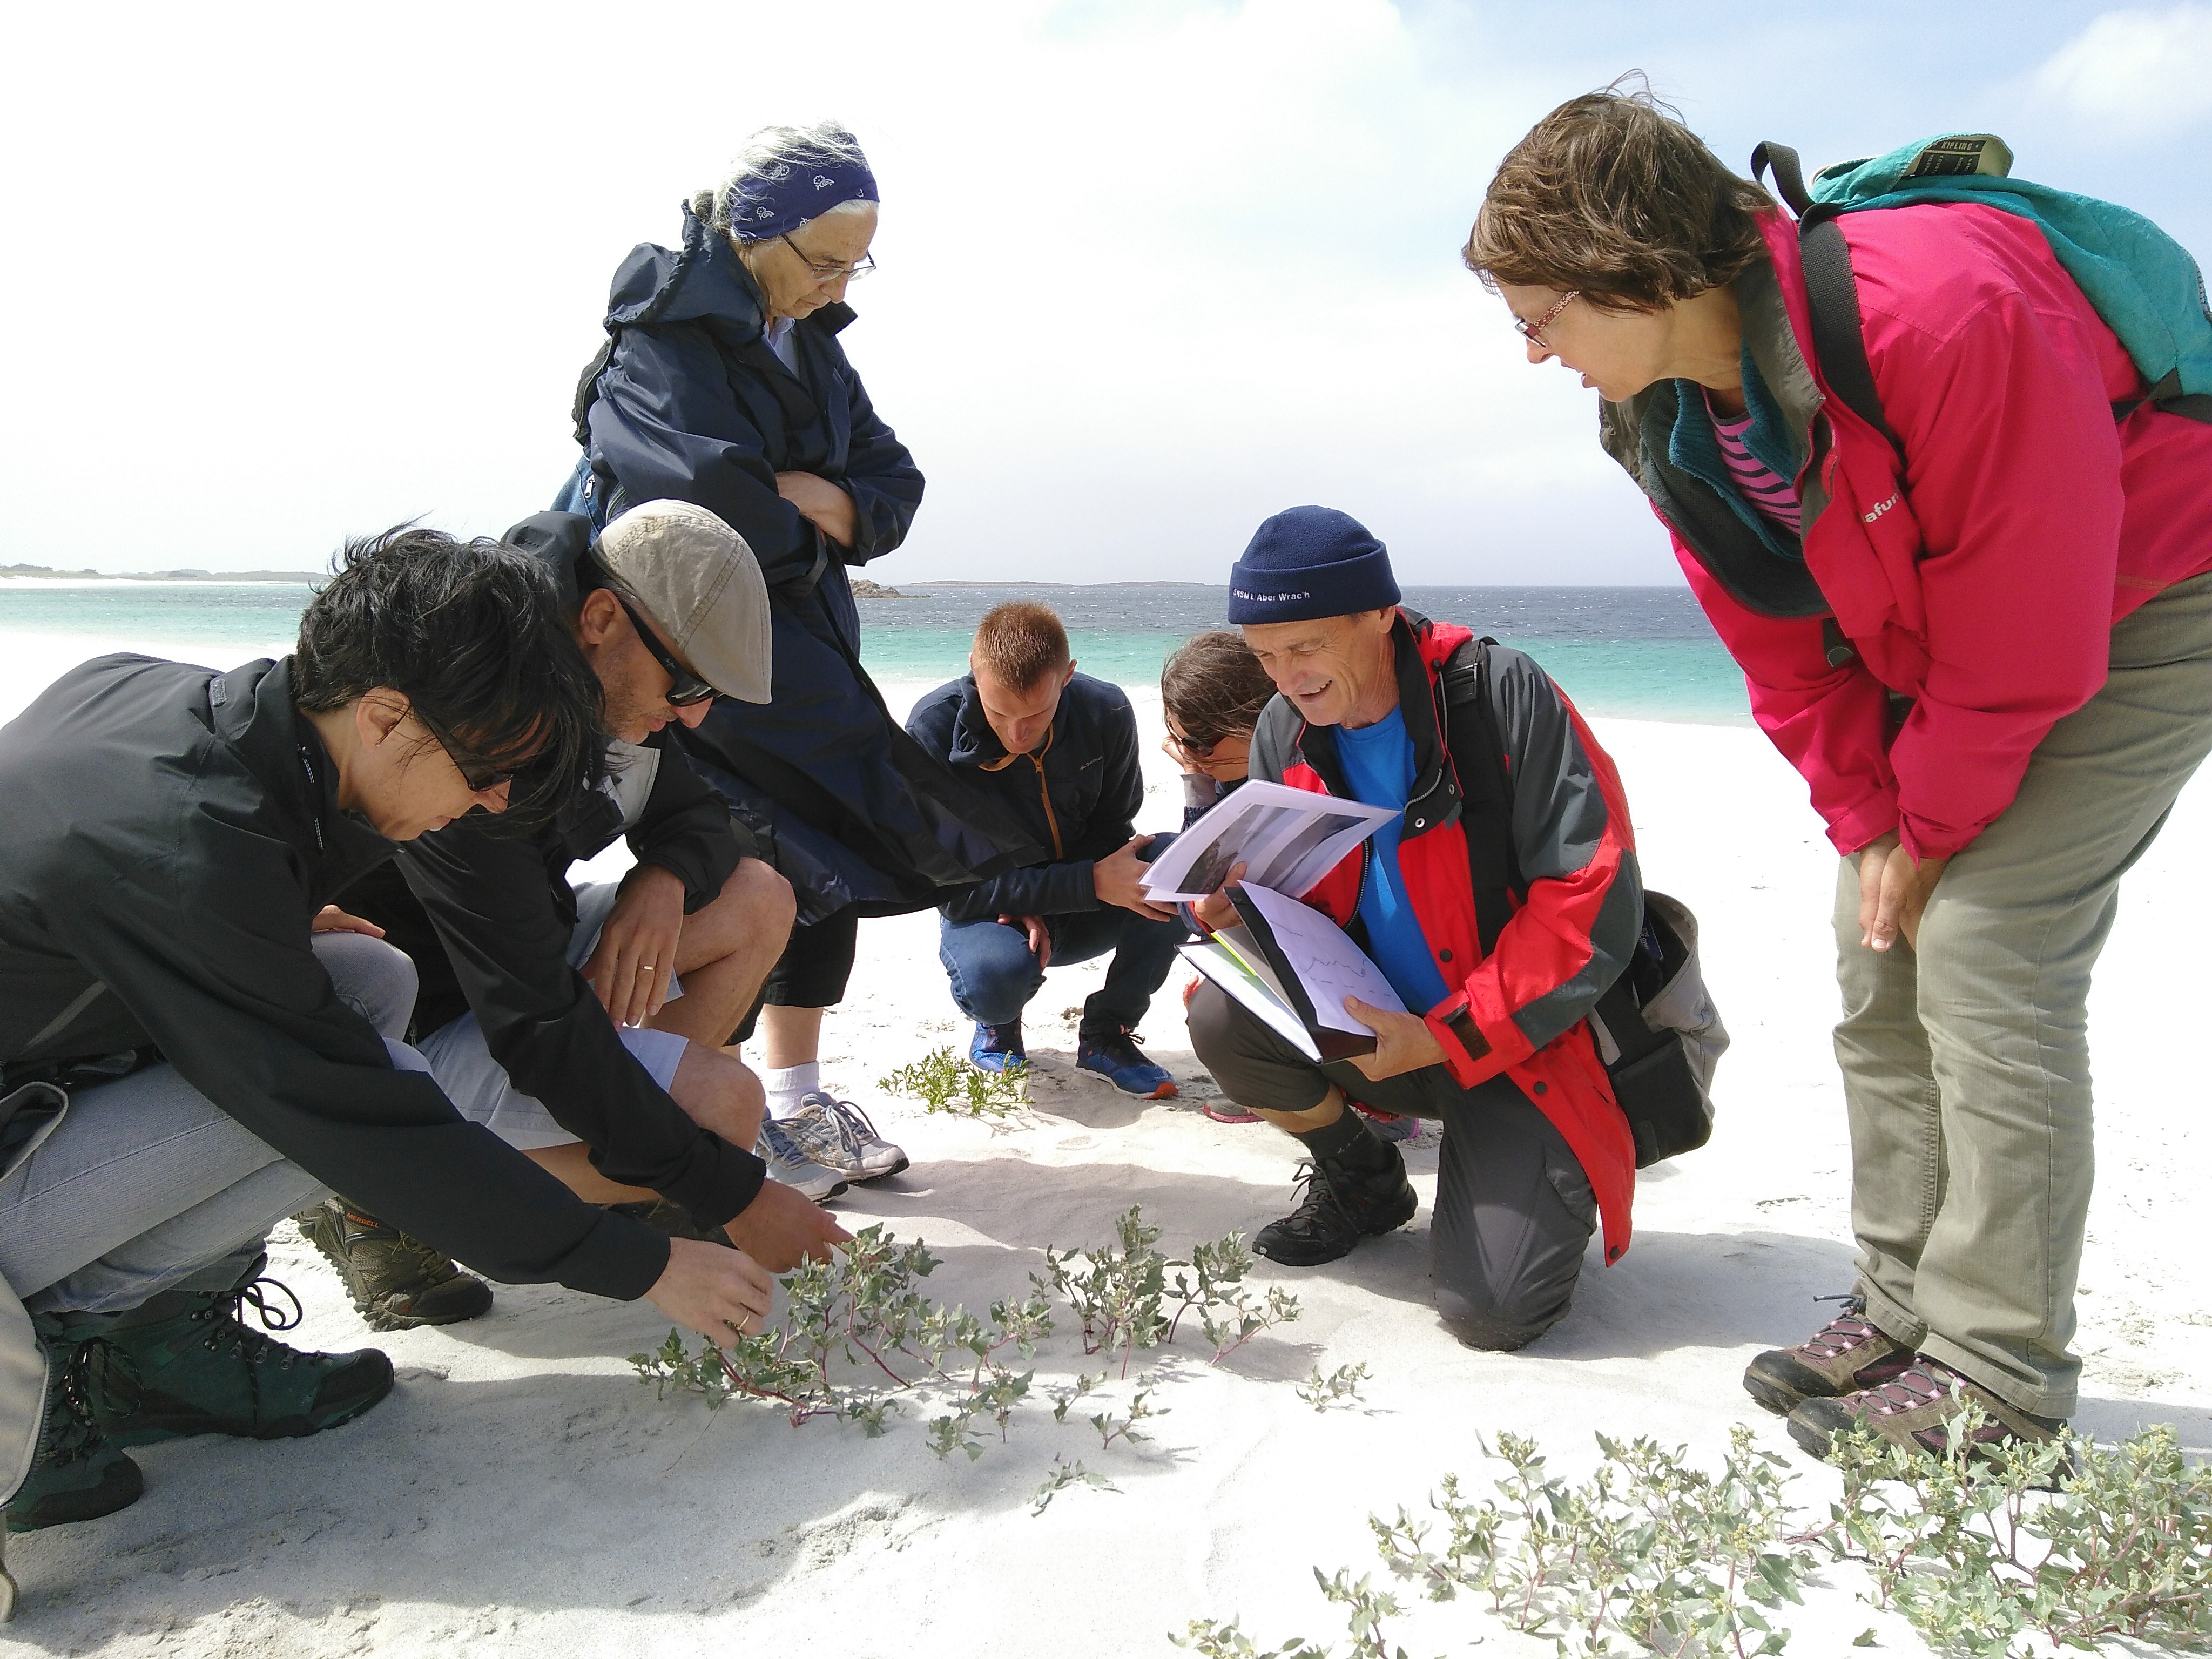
top-left (1187, 982), bottom-right (1597, 1350)
top-left (731, 907), bottom-right (861, 1043)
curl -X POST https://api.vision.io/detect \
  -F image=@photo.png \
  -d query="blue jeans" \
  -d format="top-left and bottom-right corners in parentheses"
top-left (0, 933), bottom-right (423, 1314)
top-left (938, 908), bottom-right (1188, 1038)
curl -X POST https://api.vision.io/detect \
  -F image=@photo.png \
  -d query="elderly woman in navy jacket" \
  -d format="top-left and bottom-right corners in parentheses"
top-left (558, 123), bottom-right (1031, 1176)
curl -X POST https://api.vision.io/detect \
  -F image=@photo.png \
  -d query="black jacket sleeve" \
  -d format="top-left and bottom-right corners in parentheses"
top-left (51, 819), bottom-right (672, 1300)
top-left (625, 738), bottom-right (745, 914)
top-left (394, 822), bottom-right (765, 1229)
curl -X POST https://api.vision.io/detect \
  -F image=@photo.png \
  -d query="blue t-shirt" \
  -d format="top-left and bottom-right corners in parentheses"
top-left (1332, 707), bottom-right (1451, 1013)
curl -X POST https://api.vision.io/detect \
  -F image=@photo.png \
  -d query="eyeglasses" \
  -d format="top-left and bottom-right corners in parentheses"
top-left (1513, 289), bottom-right (1580, 351)
top-left (616, 597), bottom-right (718, 707)
top-left (413, 708), bottom-right (517, 794)
top-left (779, 233), bottom-right (876, 284)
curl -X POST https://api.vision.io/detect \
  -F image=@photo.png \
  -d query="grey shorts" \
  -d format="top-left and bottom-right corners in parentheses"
top-left (416, 881), bottom-right (689, 1151)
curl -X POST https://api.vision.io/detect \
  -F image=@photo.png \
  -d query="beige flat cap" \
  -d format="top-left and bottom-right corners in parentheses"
top-left (593, 500), bottom-right (773, 704)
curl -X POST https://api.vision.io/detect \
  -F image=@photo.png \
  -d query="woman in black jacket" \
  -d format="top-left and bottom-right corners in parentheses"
top-left (557, 123), bottom-right (1032, 1149)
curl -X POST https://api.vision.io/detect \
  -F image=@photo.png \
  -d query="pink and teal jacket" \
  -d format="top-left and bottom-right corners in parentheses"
top-left (1600, 204), bottom-right (2212, 861)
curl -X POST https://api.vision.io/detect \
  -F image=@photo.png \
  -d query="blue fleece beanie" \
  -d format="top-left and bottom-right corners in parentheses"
top-left (1226, 506), bottom-right (1401, 624)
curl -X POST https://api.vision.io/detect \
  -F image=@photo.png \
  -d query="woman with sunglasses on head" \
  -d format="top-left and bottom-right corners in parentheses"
top-left (1161, 631), bottom-right (1276, 828)
top-left (1465, 84), bottom-right (2212, 1462)
top-left (557, 123), bottom-right (1034, 1193)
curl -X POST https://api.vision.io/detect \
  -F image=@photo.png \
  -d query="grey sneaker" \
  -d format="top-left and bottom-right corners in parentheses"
top-left (756, 1117), bottom-right (849, 1203)
top-left (783, 1091), bottom-right (909, 1183)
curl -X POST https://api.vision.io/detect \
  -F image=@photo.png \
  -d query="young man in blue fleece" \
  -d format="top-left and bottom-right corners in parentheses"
top-left (906, 603), bottom-right (1188, 1097)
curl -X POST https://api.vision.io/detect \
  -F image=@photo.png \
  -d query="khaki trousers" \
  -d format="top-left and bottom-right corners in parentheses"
top-left (1835, 571), bottom-right (2212, 1417)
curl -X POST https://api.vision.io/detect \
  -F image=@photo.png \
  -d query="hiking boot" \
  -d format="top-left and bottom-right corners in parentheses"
top-left (79, 1257), bottom-right (394, 1447)
top-left (970, 1021), bottom-right (1027, 1073)
top-left (781, 1091), bottom-right (909, 1182)
top-left (608, 1198), bottom-right (726, 1244)
top-left (7, 1316), bottom-right (143, 1533)
top-left (1252, 1151), bottom-right (1418, 1267)
top-left (1076, 1029), bottom-right (1177, 1098)
top-left (1743, 1296), bottom-right (1913, 1415)
top-left (1786, 1356), bottom-right (2067, 1461)
top-left (757, 1117), bottom-right (849, 1203)
top-left (294, 1198), bottom-right (494, 1332)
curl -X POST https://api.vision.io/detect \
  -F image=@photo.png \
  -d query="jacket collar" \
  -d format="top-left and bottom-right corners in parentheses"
top-left (945, 675), bottom-right (1058, 771)
top-left (212, 656), bottom-right (346, 858)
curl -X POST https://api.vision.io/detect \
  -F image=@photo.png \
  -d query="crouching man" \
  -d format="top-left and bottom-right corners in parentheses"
top-left (1188, 507), bottom-right (1643, 1350)
top-left (311, 502), bottom-right (873, 1328)
top-left (906, 603), bottom-right (1188, 1097)
top-left (0, 529), bottom-right (835, 1533)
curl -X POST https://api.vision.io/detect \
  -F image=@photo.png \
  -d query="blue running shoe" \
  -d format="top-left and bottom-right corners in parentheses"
top-left (970, 1021), bottom-right (1027, 1072)
top-left (1076, 1029), bottom-right (1178, 1098)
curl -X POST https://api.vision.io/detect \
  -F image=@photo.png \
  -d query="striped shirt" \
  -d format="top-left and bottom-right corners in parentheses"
top-left (1705, 390), bottom-right (1802, 534)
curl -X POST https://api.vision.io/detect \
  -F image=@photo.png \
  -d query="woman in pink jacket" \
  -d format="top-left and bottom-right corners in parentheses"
top-left (1464, 85), bottom-right (2212, 1459)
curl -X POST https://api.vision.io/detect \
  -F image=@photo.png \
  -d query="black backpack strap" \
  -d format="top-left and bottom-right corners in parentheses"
top-left (1753, 143), bottom-right (1907, 469)
top-left (1748, 141), bottom-right (1813, 215)
top-left (1438, 638), bottom-right (1520, 955)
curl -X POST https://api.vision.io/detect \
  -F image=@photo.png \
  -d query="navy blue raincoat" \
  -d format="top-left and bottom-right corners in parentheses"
top-left (559, 206), bottom-right (1037, 920)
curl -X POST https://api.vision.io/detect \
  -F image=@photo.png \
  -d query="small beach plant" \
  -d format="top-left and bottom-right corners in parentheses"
top-left (1038, 1205), bottom-right (1301, 1375)
top-left (1297, 1363), bottom-right (1371, 1414)
top-left (878, 1043), bottom-right (1029, 1118)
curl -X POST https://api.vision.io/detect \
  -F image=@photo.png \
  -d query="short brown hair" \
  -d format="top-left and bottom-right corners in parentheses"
top-left (972, 601), bottom-right (1070, 691)
top-left (1162, 631), bottom-right (1276, 748)
top-left (1464, 78), bottom-right (1773, 312)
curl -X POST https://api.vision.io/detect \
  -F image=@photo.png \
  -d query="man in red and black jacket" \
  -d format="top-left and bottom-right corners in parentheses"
top-left (1188, 507), bottom-right (1643, 1350)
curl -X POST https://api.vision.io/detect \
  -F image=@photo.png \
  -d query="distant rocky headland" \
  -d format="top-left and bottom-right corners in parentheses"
top-left (0, 564), bottom-right (325, 583)
top-left (848, 578), bottom-right (906, 598)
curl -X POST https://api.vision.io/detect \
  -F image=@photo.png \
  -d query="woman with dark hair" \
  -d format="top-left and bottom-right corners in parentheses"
top-left (557, 122), bottom-right (1034, 1190)
top-left (1160, 630), bottom-right (1276, 827)
top-left (1464, 85), bottom-right (2212, 1458)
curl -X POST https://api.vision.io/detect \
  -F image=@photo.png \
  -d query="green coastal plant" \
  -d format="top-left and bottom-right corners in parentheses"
top-left (1297, 1363), bottom-right (1371, 1414)
top-left (878, 1044), bottom-right (1029, 1118)
top-left (632, 1208), bottom-right (1304, 1473)
top-left (1818, 1402), bottom-right (2212, 1652)
top-left (1181, 1401), bottom-right (2212, 1659)
top-left (1036, 1206), bottom-right (1300, 1375)
top-left (627, 1225), bottom-right (1050, 1443)
top-left (1033, 1455), bottom-right (1120, 1514)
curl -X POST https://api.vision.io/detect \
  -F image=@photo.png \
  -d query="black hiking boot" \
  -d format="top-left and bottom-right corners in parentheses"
top-left (80, 1255), bottom-right (393, 1447)
top-left (1252, 1151), bottom-right (1418, 1267)
top-left (6, 1314), bottom-right (143, 1533)
top-left (295, 1198), bottom-right (493, 1331)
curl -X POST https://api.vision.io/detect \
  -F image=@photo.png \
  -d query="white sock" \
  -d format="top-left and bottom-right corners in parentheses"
top-left (763, 1061), bottom-right (820, 1120)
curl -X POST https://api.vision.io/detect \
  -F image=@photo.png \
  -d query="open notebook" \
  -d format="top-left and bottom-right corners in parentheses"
top-left (1179, 882), bottom-right (1410, 1063)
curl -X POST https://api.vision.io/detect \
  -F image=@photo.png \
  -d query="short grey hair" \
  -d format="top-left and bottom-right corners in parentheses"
top-left (693, 122), bottom-right (875, 241)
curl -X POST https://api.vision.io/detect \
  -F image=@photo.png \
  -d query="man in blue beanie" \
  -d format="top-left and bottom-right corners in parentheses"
top-left (1187, 505), bottom-right (1645, 1350)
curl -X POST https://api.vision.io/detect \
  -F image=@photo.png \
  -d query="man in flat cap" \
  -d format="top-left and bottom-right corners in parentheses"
top-left (310, 501), bottom-right (853, 1326)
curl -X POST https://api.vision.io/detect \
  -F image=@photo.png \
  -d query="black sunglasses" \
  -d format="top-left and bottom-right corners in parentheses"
top-left (413, 707), bottom-right (517, 794)
top-left (616, 597), bottom-right (718, 707)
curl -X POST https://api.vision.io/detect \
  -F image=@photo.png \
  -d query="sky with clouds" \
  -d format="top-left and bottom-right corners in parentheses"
top-left (4, 1), bottom-right (2207, 583)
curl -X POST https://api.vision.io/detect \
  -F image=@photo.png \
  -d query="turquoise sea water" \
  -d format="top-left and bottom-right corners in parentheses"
top-left (0, 580), bottom-right (1751, 725)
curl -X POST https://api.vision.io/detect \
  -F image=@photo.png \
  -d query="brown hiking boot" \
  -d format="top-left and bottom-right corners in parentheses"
top-left (1743, 1296), bottom-right (1912, 1414)
top-left (1786, 1356), bottom-right (2066, 1462)
top-left (294, 1199), bottom-right (493, 1332)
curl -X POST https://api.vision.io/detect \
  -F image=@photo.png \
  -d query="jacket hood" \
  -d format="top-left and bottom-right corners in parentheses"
top-left (604, 204), bottom-right (858, 340)
top-left (942, 676), bottom-right (1010, 769)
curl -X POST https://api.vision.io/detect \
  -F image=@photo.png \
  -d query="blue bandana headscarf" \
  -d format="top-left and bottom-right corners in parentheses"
top-left (724, 143), bottom-right (878, 241)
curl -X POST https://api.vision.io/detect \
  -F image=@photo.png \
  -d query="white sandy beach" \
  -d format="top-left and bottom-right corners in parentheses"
top-left (2, 636), bottom-right (2209, 1658)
